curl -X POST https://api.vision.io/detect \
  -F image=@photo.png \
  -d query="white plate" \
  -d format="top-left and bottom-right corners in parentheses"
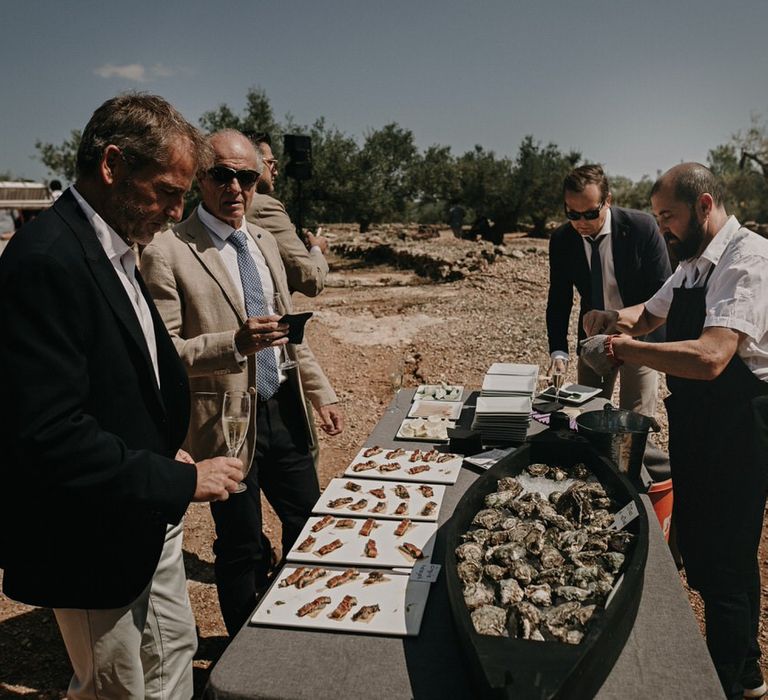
top-left (536, 383), bottom-right (602, 405)
top-left (287, 516), bottom-right (437, 569)
top-left (314, 478), bottom-right (445, 521)
top-left (414, 384), bottom-right (464, 401)
top-left (250, 564), bottom-right (431, 636)
top-left (481, 374), bottom-right (537, 395)
top-left (343, 446), bottom-right (463, 484)
top-left (407, 399), bottom-right (463, 421)
top-left (396, 417), bottom-right (455, 443)
top-left (486, 363), bottom-right (539, 376)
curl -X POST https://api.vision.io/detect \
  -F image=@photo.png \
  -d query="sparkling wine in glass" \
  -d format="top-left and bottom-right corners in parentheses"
top-left (271, 292), bottom-right (298, 370)
top-left (387, 355), bottom-right (405, 414)
top-left (551, 360), bottom-right (568, 403)
top-left (222, 390), bottom-right (251, 494)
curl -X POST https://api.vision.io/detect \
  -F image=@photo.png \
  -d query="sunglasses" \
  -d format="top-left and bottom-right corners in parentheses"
top-left (206, 165), bottom-right (260, 189)
top-left (565, 201), bottom-right (605, 221)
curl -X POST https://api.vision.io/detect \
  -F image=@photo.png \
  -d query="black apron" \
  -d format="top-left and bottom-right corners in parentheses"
top-left (664, 267), bottom-right (768, 591)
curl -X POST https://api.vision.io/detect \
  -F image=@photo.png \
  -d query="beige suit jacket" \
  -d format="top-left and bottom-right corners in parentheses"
top-left (246, 193), bottom-right (328, 297)
top-left (141, 210), bottom-right (337, 471)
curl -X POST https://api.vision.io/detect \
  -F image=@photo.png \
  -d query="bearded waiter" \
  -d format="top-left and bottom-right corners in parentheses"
top-left (581, 163), bottom-right (768, 700)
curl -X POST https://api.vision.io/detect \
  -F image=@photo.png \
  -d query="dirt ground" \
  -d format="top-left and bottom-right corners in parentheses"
top-left (1, 231), bottom-right (766, 698)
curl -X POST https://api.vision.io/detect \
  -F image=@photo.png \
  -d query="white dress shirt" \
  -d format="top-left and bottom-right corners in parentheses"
top-left (645, 216), bottom-right (768, 380)
top-left (197, 204), bottom-right (285, 380)
top-left (70, 186), bottom-right (160, 387)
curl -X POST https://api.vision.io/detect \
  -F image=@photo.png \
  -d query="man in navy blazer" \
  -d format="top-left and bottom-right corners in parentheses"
top-left (0, 95), bottom-right (243, 699)
top-left (546, 165), bottom-right (671, 416)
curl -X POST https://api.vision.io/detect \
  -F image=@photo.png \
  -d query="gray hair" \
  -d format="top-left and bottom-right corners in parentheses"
top-left (205, 129), bottom-right (264, 176)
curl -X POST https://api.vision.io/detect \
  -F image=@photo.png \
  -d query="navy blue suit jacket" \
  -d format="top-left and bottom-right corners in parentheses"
top-left (546, 206), bottom-right (671, 355)
top-left (0, 190), bottom-right (196, 608)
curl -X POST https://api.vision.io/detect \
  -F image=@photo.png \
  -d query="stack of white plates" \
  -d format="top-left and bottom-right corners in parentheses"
top-left (471, 395), bottom-right (532, 443)
top-left (472, 363), bottom-right (538, 442)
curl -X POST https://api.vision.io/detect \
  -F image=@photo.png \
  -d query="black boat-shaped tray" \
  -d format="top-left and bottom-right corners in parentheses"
top-left (445, 433), bottom-right (649, 699)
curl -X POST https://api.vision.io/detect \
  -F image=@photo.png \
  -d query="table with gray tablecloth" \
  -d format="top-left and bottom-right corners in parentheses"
top-left (205, 390), bottom-right (723, 699)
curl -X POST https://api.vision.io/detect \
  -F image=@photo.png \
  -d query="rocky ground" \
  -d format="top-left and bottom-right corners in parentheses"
top-left (1, 228), bottom-right (766, 698)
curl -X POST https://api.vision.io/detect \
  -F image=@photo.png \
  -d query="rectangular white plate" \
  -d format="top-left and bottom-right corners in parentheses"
top-left (343, 446), bottom-right (463, 484)
top-left (414, 384), bottom-right (464, 401)
top-left (536, 383), bottom-right (602, 405)
top-left (486, 363), bottom-right (539, 376)
top-left (287, 515), bottom-right (437, 569)
top-left (314, 478), bottom-right (446, 521)
top-left (481, 374), bottom-right (537, 395)
top-left (407, 399), bottom-right (463, 420)
top-left (250, 564), bottom-right (431, 636)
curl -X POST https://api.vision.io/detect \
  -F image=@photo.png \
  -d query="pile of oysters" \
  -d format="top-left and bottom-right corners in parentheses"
top-left (456, 462), bottom-right (633, 644)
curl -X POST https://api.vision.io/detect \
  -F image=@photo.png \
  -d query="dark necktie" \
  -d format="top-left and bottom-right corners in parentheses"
top-left (589, 236), bottom-right (605, 311)
top-left (229, 230), bottom-right (280, 399)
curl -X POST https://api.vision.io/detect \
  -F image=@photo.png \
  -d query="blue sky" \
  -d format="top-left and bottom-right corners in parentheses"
top-left (2, 0), bottom-right (767, 183)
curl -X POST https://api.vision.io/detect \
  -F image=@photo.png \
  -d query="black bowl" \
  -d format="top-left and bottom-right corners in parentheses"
top-left (445, 435), bottom-right (648, 700)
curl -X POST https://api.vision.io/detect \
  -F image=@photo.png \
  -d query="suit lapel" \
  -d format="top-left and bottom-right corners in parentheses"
top-left (57, 192), bottom-right (163, 402)
top-left (179, 214), bottom-right (247, 322)
top-left (247, 223), bottom-right (290, 306)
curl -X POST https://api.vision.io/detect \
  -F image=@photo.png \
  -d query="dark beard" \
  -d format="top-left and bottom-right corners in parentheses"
top-left (667, 214), bottom-right (704, 261)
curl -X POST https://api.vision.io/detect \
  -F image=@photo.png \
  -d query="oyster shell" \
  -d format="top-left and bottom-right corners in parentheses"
top-left (471, 605), bottom-right (508, 637)
top-left (463, 580), bottom-right (495, 610)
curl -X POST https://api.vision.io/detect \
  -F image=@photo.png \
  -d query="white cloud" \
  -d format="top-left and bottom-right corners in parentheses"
top-left (94, 63), bottom-right (147, 82)
top-left (93, 63), bottom-right (178, 82)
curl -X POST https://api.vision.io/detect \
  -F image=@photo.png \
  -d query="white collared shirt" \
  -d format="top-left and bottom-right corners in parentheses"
top-left (197, 205), bottom-right (285, 378)
top-left (70, 186), bottom-right (160, 387)
top-left (581, 208), bottom-right (624, 312)
top-left (645, 216), bottom-right (768, 379)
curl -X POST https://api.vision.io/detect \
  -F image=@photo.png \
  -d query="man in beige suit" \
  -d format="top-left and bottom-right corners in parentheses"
top-left (247, 135), bottom-right (329, 297)
top-left (142, 129), bottom-right (343, 635)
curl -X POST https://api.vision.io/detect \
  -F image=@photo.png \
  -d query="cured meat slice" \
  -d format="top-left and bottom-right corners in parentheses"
top-left (394, 519), bottom-right (412, 537)
top-left (421, 501), bottom-right (438, 517)
top-left (279, 567), bottom-right (307, 588)
top-left (386, 448), bottom-right (406, 459)
top-left (344, 481), bottom-right (362, 492)
top-left (378, 462), bottom-right (400, 472)
top-left (360, 519), bottom-right (378, 537)
top-left (316, 539), bottom-right (343, 556)
top-left (326, 568), bottom-right (360, 588)
top-left (352, 604), bottom-right (381, 622)
top-left (363, 446), bottom-right (383, 457)
top-left (422, 449), bottom-right (439, 462)
top-left (418, 484), bottom-right (434, 498)
top-left (368, 487), bottom-right (386, 499)
top-left (297, 596), bottom-right (331, 617)
top-left (296, 568), bottom-right (328, 589)
top-left (328, 595), bottom-right (358, 620)
top-left (352, 460), bottom-right (377, 472)
top-left (437, 453), bottom-right (456, 463)
top-left (364, 539), bottom-right (378, 558)
top-left (335, 519), bottom-right (355, 529)
top-left (394, 501), bottom-right (409, 516)
top-left (312, 515), bottom-right (335, 531)
top-left (349, 499), bottom-right (368, 511)
top-left (363, 571), bottom-right (389, 586)
top-left (327, 497), bottom-right (353, 509)
top-left (399, 542), bottom-right (424, 560)
top-left (408, 464), bottom-right (430, 475)
top-left (296, 535), bottom-right (316, 552)
top-left (371, 501), bottom-right (387, 513)
top-left (394, 485), bottom-right (410, 499)
top-left (408, 449), bottom-right (423, 463)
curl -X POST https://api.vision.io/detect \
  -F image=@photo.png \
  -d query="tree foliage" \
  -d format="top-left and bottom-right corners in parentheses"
top-left (33, 88), bottom-right (768, 233)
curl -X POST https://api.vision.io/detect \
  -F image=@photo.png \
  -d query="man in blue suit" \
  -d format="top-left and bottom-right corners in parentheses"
top-left (546, 164), bottom-right (671, 416)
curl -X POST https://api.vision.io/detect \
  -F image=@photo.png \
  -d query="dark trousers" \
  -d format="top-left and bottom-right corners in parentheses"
top-left (700, 567), bottom-right (762, 700)
top-left (211, 384), bottom-right (319, 635)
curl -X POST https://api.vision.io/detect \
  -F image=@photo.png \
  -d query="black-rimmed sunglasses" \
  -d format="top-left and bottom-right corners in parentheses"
top-left (565, 201), bottom-right (605, 221)
top-left (207, 165), bottom-right (260, 188)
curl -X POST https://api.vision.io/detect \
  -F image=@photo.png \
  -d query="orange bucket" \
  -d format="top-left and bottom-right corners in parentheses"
top-left (648, 478), bottom-right (673, 542)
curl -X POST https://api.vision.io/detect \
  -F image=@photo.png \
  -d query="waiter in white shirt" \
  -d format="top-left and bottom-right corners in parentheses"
top-left (581, 163), bottom-right (768, 700)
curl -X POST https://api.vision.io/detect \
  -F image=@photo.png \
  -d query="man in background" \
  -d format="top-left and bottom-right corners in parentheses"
top-left (246, 133), bottom-right (329, 297)
top-left (546, 164), bottom-right (670, 416)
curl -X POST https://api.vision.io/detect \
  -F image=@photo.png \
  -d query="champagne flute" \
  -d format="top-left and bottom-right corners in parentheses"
top-left (551, 358), bottom-right (569, 403)
top-left (387, 354), bottom-right (405, 414)
top-left (222, 390), bottom-right (251, 494)
top-left (271, 292), bottom-right (298, 370)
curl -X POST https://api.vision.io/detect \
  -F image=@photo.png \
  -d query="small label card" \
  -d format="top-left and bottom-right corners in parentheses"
top-left (610, 501), bottom-right (640, 531)
top-left (409, 562), bottom-right (441, 583)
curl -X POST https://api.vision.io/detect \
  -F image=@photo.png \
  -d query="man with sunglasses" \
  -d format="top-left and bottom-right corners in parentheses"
top-left (142, 129), bottom-right (343, 635)
top-left (546, 164), bottom-right (670, 416)
top-left (246, 134), bottom-right (329, 297)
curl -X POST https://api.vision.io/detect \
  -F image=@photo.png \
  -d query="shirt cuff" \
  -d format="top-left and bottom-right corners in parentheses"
top-left (550, 350), bottom-right (570, 362)
top-left (233, 331), bottom-right (246, 363)
top-left (309, 245), bottom-right (322, 255)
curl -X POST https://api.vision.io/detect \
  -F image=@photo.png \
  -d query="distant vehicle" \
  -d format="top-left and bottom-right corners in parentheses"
top-left (0, 181), bottom-right (54, 250)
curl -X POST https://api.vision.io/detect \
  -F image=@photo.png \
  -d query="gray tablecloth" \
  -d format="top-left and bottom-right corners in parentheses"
top-left (205, 390), bottom-right (723, 699)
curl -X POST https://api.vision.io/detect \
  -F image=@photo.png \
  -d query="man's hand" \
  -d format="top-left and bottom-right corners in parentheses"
top-left (317, 404), bottom-right (344, 436)
top-left (547, 357), bottom-right (568, 379)
top-left (193, 457), bottom-right (244, 502)
top-left (583, 309), bottom-right (619, 336)
top-left (305, 229), bottom-right (329, 255)
top-left (234, 315), bottom-right (289, 356)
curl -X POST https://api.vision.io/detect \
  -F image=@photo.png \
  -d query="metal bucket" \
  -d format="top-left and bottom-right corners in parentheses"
top-left (575, 406), bottom-right (660, 479)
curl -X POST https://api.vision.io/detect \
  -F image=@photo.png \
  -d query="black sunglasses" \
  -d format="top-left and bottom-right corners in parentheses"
top-left (207, 165), bottom-right (260, 189)
top-left (565, 201), bottom-right (605, 221)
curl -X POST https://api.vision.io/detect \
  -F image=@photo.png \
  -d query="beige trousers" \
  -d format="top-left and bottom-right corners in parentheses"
top-left (577, 355), bottom-right (659, 418)
top-left (53, 523), bottom-right (196, 699)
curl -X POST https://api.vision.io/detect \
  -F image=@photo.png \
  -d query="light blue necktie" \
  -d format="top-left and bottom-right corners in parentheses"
top-left (230, 230), bottom-right (280, 399)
